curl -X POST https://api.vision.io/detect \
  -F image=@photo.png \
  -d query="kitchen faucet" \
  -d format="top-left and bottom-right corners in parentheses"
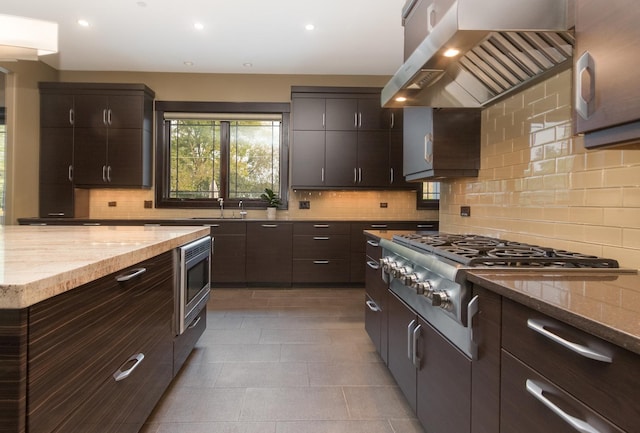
top-left (239, 200), bottom-right (247, 219)
top-left (218, 198), bottom-right (224, 218)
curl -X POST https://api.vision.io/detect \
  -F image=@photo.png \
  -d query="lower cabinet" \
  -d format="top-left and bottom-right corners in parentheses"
top-left (210, 222), bottom-right (246, 285)
top-left (27, 252), bottom-right (174, 433)
top-left (246, 222), bottom-right (293, 284)
top-left (386, 291), bottom-right (471, 433)
top-left (292, 222), bottom-right (350, 283)
top-left (364, 233), bottom-right (388, 363)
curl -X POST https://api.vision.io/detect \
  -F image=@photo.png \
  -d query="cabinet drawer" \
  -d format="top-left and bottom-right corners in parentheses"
top-left (365, 236), bottom-right (381, 260)
top-left (292, 259), bottom-right (350, 283)
top-left (293, 222), bottom-right (350, 235)
top-left (173, 306), bottom-right (207, 376)
top-left (293, 234), bottom-right (349, 259)
top-left (502, 299), bottom-right (640, 432)
top-left (501, 351), bottom-right (623, 433)
top-left (209, 222), bottom-right (246, 235)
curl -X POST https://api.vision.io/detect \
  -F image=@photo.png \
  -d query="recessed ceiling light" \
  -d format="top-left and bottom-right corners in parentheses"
top-left (395, 96), bottom-right (407, 102)
top-left (194, 22), bottom-right (204, 31)
top-left (136, 1), bottom-right (147, 7)
top-left (305, 24), bottom-right (315, 31)
top-left (184, 61), bottom-right (194, 66)
top-left (443, 48), bottom-right (460, 57)
top-left (77, 19), bottom-right (90, 27)
top-left (243, 62), bottom-right (253, 68)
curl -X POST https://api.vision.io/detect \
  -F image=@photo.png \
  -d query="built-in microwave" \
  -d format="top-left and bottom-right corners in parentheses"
top-left (175, 235), bottom-right (212, 335)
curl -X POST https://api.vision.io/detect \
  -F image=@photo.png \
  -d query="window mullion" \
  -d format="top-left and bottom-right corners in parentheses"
top-left (219, 121), bottom-right (230, 200)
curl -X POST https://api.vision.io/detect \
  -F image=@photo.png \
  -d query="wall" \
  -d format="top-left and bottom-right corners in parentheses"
top-left (440, 69), bottom-right (640, 270)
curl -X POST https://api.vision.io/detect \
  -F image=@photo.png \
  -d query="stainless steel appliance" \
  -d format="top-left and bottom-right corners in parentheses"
top-left (379, 233), bottom-right (621, 359)
top-left (175, 236), bottom-right (212, 335)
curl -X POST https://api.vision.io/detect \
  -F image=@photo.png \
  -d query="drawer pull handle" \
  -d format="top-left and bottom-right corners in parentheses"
top-left (116, 267), bottom-right (147, 282)
top-left (188, 315), bottom-right (202, 329)
top-left (313, 224), bottom-right (329, 228)
top-left (407, 319), bottom-right (416, 360)
top-left (366, 300), bottom-right (380, 312)
top-left (412, 324), bottom-right (422, 368)
top-left (313, 236), bottom-right (330, 240)
top-left (113, 353), bottom-right (145, 382)
top-left (366, 240), bottom-right (379, 247)
top-left (313, 260), bottom-right (330, 264)
top-left (526, 380), bottom-right (602, 433)
top-left (366, 260), bottom-right (380, 270)
top-left (370, 224), bottom-right (387, 229)
top-left (527, 319), bottom-right (612, 363)
top-left (261, 224), bottom-right (278, 228)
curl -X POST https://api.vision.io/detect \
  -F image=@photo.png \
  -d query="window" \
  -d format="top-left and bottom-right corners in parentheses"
top-left (417, 182), bottom-right (440, 210)
top-left (155, 102), bottom-right (290, 209)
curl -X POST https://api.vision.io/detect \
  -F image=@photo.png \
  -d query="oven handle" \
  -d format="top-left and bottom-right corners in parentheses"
top-left (526, 380), bottom-right (602, 433)
top-left (412, 324), bottom-right (422, 368)
top-left (115, 267), bottom-right (147, 282)
top-left (527, 319), bottom-right (612, 363)
top-left (188, 315), bottom-right (202, 329)
top-left (366, 300), bottom-right (381, 312)
top-left (407, 319), bottom-right (416, 361)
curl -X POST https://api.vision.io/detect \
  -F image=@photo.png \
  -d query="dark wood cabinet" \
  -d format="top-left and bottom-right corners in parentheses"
top-left (403, 107), bottom-right (481, 180)
top-left (245, 222), bottom-right (293, 284)
top-left (39, 82), bottom-right (154, 195)
top-left (364, 233), bottom-right (388, 363)
top-left (27, 251), bottom-right (173, 433)
top-left (574, 0), bottom-right (640, 148)
top-left (291, 87), bottom-right (413, 189)
top-left (292, 222), bottom-right (350, 284)
top-left (501, 299), bottom-right (639, 433)
top-left (210, 222), bottom-right (246, 285)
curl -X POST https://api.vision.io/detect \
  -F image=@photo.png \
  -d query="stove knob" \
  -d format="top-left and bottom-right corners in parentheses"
top-left (402, 273), bottom-right (418, 286)
top-left (379, 257), bottom-right (391, 272)
top-left (413, 280), bottom-right (432, 295)
top-left (430, 291), bottom-right (451, 310)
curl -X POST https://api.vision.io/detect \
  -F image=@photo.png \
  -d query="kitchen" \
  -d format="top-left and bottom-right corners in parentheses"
top-left (1, 0), bottom-right (639, 432)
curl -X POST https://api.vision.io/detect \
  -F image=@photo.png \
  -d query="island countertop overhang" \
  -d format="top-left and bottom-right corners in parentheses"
top-left (0, 225), bottom-right (210, 309)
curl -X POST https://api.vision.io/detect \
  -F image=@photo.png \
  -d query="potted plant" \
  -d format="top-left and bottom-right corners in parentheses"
top-left (260, 188), bottom-right (281, 220)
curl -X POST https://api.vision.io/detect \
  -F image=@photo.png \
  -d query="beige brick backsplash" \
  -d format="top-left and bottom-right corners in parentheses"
top-left (439, 69), bottom-right (640, 269)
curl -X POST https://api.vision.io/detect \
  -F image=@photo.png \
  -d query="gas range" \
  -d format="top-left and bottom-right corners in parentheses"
top-left (378, 232), bottom-right (623, 359)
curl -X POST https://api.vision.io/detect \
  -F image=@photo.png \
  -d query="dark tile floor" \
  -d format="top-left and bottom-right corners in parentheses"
top-left (141, 288), bottom-right (425, 433)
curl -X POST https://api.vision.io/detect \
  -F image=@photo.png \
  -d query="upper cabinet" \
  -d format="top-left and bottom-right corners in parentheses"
top-left (574, 0), bottom-right (640, 148)
top-left (291, 87), bottom-right (415, 190)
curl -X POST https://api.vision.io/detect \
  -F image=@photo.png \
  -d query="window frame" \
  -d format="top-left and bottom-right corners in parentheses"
top-left (154, 101), bottom-right (290, 209)
top-left (416, 182), bottom-right (440, 210)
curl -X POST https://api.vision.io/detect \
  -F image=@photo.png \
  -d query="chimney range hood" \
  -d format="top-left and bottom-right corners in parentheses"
top-left (382, 0), bottom-right (575, 108)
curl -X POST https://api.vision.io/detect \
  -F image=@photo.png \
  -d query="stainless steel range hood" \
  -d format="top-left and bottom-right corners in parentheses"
top-left (382, 0), bottom-right (575, 108)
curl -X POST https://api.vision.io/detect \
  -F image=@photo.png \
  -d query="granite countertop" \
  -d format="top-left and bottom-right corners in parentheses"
top-left (466, 270), bottom-right (640, 355)
top-left (0, 225), bottom-right (210, 309)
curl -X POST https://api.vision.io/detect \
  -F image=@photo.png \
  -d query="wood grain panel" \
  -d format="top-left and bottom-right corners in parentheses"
top-left (0, 309), bottom-right (28, 433)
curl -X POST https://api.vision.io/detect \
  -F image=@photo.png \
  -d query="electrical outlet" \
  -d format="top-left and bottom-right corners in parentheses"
top-left (108, 201), bottom-right (117, 207)
top-left (380, 202), bottom-right (388, 208)
top-left (144, 200), bottom-right (153, 209)
top-left (460, 206), bottom-right (471, 217)
top-left (299, 200), bottom-right (310, 209)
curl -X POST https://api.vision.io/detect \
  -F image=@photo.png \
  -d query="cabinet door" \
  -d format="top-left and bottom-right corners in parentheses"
top-left (386, 292), bottom-right (417, 411)
top-left (211, 234), bottom-right (246, 284)
top-left (291, 130), bottom-right (326, 188)
top-left (40, 128), bottom-right (75, 217)
top-left (325, 131), bottom-right (357, 186)
top-left (416, 317), bottom-right (471, 433)
top-left (40, 94), bottom-right (74, 128)
top-left (74, 127), bottom-right (108, 185)
top-left (388, 110), bottom-right (414, 189)
top-left (292, 97), bottom-right (326, 130)
top-left (357, 97), bottom-right (384, 130)
top-left (575, 0), bottom-right (640, 136)
top-left (245, 223), bottom-right (292, 284)
top-left (107, 128), bottom-right (148, 187)
top-left (74, 94), bottom-right (109, 128)
top-left (326, 98), bottom-right (358, 130)
top-left (106, 94), bottom-right (144, 129)
top-left (357, 130), bottom-right (389, 187)
top-left (364, 256), bottom-right (388, 363)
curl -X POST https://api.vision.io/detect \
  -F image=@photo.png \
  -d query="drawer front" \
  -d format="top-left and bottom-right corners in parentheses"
top-left (502, 299), bottom-right (640, 432)
top-left (293, 222), bottom-right (350, 235)
top-left (501, 351), bottom-right (623, 433)
top-left (208, 221), bottom-right (246, 235)
top-left (173, 306), bottom-right (207, 376)
top-left (292, 259), bottom-right (350, 283)
top-left (293, 234), bottom-right (349, 259)
top-left (365, 236), bottom-right (381, 260)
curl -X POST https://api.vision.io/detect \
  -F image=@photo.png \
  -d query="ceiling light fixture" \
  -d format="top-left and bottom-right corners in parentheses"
top-left (78, 19), bottom-right (90, 27)
top-left (184, 61), bottom-right (194, 66)
top-left (243, 62), bottom-right (253, 68)
top-left (305, 24), bottom-right (315, 31)
top-left (443, 48), bottom-right (460, 57)
top-left (194, 22), bottom-right (204, 31)
top-left (395, 96), bottom-right (407, 102)
top-left (0, 14), bottom-right (58, 61)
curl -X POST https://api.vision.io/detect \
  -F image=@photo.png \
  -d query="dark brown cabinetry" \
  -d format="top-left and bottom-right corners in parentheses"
top-left (574, 0), bottom-right (640, 148)
top-left (292, 222), bottom-right (350, 283)
top-left (27, 251), bottom-right (173, 433)
top-left (403, 107), bottom-right (481, 180)
top-left (364, 233), bottom-right (388, 363)
top-left (291, 87), bottom-right (414, 189)
top-left (246, 222), bottom-right (293, 284)
top-left (387, 291), bottom-right (471, 433)
top-left (501, 299), bottom-right (638, 433)
top-left (210, 222), bottom-right (246, 285)
top-left (38, 83), bottom-right (154, 207)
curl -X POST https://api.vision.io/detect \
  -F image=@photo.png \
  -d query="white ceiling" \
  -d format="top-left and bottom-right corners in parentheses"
top-left (1, 0), bottom-right (406, 76)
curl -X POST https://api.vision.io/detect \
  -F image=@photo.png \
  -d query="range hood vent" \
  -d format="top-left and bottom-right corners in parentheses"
top-left (382, 0), bottom-right (575, 108)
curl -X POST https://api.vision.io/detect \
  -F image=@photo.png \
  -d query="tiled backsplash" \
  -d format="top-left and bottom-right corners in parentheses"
top-left (88, 188), bottom-right (437, 221)
top-left (440, 69), bottom-right (640, 270)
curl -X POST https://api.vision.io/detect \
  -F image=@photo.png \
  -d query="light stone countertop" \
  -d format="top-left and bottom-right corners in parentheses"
top-left (0, 225), bottom-right (210, 309)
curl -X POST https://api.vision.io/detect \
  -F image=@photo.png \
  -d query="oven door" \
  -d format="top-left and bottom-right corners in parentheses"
top-left (177, 236), bottom-right (212, 335)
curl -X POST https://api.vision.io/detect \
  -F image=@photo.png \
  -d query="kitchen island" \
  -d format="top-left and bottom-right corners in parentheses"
top-left (0, 225), bottom-right (210, 433)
